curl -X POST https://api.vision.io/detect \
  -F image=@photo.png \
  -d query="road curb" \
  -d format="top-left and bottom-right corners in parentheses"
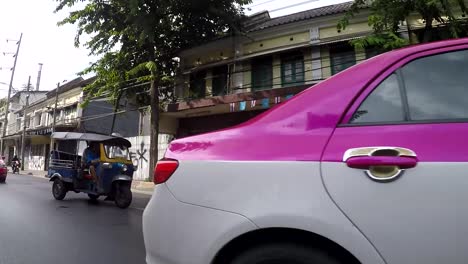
top-left (132, 189), bottom-right (153, 196)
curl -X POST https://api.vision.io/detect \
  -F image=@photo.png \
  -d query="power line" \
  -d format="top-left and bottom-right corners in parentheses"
top-left (170, 53), bottom-right (368, 99)
top-left (86, 54), bottom-right (367, 102)
top-left (247, 0), bottom-right (280, 8)
top-left (3, 53), bottom-right (370, 132)
top-left (269, 0), bottom-right (320, 13)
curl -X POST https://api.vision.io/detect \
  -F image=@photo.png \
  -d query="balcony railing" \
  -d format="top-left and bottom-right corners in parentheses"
top-left (3, 116), bottom-right (79, 136)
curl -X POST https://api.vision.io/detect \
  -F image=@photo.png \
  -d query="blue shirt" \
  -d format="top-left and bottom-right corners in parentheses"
top-left (85, 149), bottom-right (99, 165)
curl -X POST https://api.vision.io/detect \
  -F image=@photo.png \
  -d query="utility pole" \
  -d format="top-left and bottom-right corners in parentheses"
top-left (20, 76), bottom-right (30, 170)
top-left (36, 63), bottom-right (43, 91)
top-left (50, 82), bottom-right (60, 149)
top-left (0, 33), bottom-right (23, 155)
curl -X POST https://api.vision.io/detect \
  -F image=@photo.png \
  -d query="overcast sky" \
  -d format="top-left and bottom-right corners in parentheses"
top-left (0, 0), bottom-right (349, 98)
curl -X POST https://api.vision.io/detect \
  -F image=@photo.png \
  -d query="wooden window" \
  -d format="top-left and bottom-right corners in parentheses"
top-left (281, 52), bottom-right (304, 86)
top-left (251, 56), bottom-right (273, 91)
top-left (365, 46), bottom-right (385, 59)
top-left (330, 43), bottom-right (356, 75)
top-left (212, 65), bottom-right (228, 96)
top-left (189, 71), bottom-right (206, 98)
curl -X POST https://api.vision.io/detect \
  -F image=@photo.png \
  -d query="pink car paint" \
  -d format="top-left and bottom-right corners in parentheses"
top-left (323, 123), bottom-right (468, 162)
top-left (346, 156), bottom-right (418, 169)
top-left (165, 38), bottom-right (468, 162)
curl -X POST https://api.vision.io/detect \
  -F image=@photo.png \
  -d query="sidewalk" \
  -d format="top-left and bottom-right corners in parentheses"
top-left (19, 169), bottom-right (155, 195)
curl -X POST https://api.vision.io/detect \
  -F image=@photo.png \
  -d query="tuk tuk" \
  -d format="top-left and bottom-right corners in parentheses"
top-left (47, 132), bottom-right (135, 209)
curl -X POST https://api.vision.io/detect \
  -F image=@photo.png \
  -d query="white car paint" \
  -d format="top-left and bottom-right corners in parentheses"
top-left (143, 183), bottom-right (258, 264)
top-left (143, 161), bottom-right (385, 264)
top-left (322, 162), bottom-right (468, 264)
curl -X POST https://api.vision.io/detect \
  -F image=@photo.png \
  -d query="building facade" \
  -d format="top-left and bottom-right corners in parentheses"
top-left (157, 2), bottom-right (377, 144)
top-left (0, 90), bottom-right (48, 163)
top-left (2, 77), bottom-right (140, 172)
top-left (157, 2), bottom-right (467, 155)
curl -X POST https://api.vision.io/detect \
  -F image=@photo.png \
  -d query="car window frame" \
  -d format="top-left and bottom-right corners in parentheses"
top-left (340, 44), bottom-right (468, 127)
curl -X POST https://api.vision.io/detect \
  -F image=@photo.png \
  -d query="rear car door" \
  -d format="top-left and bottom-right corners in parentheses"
top-left (322, 46), bottom-right (468, 264)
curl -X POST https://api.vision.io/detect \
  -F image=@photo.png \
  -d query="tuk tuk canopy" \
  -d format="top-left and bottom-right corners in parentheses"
top-left (51, 132), bottom-right (131, 148)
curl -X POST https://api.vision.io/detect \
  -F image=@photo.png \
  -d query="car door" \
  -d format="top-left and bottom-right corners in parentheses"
top-left (322, 46), bottom-right (468, 264)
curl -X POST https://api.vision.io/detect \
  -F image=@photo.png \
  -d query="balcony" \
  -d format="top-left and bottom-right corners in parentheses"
top-left (167, 83), bottom-right (311, 113)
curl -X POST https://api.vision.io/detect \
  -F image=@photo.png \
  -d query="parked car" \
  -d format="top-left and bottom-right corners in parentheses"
top-left (143, 38), bottom-right (468, 264)
top-left (0, 162), bottom-right (7, 183)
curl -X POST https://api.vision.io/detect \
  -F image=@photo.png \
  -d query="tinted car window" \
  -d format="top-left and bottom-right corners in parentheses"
top-left (350, 73), bottom-right (404, 123)
top-left (401, 50), bottom-right (468, 120)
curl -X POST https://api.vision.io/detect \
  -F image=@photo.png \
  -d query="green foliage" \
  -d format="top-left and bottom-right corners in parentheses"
top-left (350, 32), bottom-right (409, 50)
top-left (338, 0), bottom-right (468, 49)
top-left (55, 0), bottom-right (252, 106)
top-left (0, 98), bottom-right (7, 109)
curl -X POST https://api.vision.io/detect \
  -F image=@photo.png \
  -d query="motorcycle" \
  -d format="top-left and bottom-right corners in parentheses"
top-left (12, 160), bottom-right (20, 174)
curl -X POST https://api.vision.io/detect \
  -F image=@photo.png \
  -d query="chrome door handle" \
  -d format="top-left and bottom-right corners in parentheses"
top-left (343, 147), bottom-right (418, 182)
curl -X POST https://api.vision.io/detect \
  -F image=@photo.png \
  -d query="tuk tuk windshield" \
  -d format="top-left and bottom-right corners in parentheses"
top-left (104, 144), bottom-right (129, 159)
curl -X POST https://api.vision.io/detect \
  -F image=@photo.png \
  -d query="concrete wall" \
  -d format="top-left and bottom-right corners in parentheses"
top-left (127, 133), bottom-right (174, 181)
top-left (243, 31), bottom-right (310, 55)
top-left (319, 21), bottom-right (371, 39)
top-left (27, 136), bottom-right (50, 171)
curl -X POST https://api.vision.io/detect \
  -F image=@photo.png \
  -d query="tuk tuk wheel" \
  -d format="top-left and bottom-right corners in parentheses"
top-left (114, 182), bottom-right (132, 209)
top-left (88, 194), bottom-right (100, 201)
top-left (52, 179), bottom-right (67, 200)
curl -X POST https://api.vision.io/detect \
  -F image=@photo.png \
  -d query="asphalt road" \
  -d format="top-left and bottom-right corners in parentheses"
top-left (0, 173), bottom-right (151, 264)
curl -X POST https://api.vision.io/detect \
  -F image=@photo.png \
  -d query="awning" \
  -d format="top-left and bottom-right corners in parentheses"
top-left (2, 134), bottom-right (21, 140)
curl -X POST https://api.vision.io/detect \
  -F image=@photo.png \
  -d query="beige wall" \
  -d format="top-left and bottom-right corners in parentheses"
top-left (320, 21), bottom-right (371, 39)
top-left (244, 31), bottom-right (309, 55)
top-left (185, 48), bottom-right (234, 68)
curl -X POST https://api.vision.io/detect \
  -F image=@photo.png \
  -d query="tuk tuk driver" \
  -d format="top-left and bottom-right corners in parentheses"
top-left (83, 142), bottom-right (100, 189)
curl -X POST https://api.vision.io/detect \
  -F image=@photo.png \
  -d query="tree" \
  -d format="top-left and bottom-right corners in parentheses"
top-left (21, 83), bottom-right (34, 91)
top-left (338, 0), bottom-right (468, 50)
top-left (0, 98), bottom-right (7, 109)
top-left (55, 0), bottom-right (251, 179)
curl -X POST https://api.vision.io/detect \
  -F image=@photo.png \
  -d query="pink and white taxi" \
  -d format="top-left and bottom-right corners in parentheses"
top-left (143, 38), bottom-right (468, 264)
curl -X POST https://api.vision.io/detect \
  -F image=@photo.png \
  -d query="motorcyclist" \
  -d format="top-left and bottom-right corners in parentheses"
top-left (11, 155), bottom-right (20, 172)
